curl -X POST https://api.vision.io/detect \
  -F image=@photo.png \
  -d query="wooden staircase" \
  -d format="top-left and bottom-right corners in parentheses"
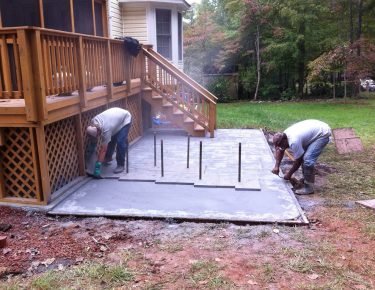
top-left (141, 46), bottom-right (217, 137)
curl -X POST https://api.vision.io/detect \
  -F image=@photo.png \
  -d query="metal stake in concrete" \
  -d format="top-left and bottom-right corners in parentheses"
top-left (154, 131), bottom-right (157, 167)
top-left (161, 139), bottom-right (164, 177)
top-left (199, 141), bottom-right (202, 180)
top-left (126, 145), bottom-right (129, 173)
top-left (187, 135), bottom-right (190, 168)
top-left (238, 142), bottom-right (241, 182)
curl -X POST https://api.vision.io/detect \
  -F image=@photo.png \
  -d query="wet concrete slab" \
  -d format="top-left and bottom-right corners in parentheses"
top-left (49, 129), bottom-right (308, 224)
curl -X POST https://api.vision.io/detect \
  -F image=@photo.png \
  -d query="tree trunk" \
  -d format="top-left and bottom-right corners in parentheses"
top-left (333, 73), bottom-right (336, 99)
top-left (357, 0), bottom-right (363, 56)
top-left (297, 21), bottom-right (306, 98)
top-left (253, 25), bottom-right (261, 101)
top-left (344, 70), bottom-right (347, 98)
top-left (349, 0), bottom-right (354, 44)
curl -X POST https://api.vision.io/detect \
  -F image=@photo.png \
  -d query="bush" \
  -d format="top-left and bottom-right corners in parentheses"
top-left (206, 76), bottom-right (232, 103)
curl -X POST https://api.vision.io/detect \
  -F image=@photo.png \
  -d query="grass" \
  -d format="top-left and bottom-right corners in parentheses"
top-left (0, 262), bottom-right (136, 290)
top-left (188, 260), bottom-right (234, 289)
top-left (217, 98), bottom-right (375, 145)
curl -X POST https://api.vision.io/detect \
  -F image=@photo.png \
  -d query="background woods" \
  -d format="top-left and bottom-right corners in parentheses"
top-left (184, 0), bottom-right (375, 101)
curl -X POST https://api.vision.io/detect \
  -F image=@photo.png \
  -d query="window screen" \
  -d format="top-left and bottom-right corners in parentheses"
top-left (74, 0), bottom-right (94, 35)
top-left (95, 2), bottom-right (104, 36)
top-left (0, 0), bottom-right (40, 27)
top-left (156, 9), bottom-right (171, 60)
top-left (44, 0), bottom-right (71, 32)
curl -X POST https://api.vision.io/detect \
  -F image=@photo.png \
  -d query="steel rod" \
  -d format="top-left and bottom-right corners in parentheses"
top-left (187, 135), bottom-right (190, 168)
top-left (238, 142), bottom-right (241, 182)
top-left (199, 141), bottom-right (202, 180)
top-left (154, 131), bottom-right (156, 167)
top-left (161, 139), bottom-right (164, 177)
top-left (126, 145), bottom-right (129, 173)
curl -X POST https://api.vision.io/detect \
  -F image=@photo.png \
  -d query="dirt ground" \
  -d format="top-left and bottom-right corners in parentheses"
top-left (1, 140), bottom-right (375, 289)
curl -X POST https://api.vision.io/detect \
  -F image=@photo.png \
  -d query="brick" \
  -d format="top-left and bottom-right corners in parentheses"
top-left (0, 236), bottom-right (7, 248)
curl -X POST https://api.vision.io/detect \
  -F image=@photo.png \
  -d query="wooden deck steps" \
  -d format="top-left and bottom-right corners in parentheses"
top-left (142, 89), bottom-right (207, 137)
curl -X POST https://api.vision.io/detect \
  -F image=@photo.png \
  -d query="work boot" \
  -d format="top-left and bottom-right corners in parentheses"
top-left (103, 157), bottom-right (113, 166)
top-left (295, 166), bottom-right (315, 195)
top-left (113, 165), bottom-right (124, 174)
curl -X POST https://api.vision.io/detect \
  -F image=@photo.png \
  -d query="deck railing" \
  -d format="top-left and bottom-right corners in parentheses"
top-left (142, 46), bottom-right (217, 137)
top-left (0, 29), bottom-right (23, 99)
top-left (0, 27), bottom-right (141, 122)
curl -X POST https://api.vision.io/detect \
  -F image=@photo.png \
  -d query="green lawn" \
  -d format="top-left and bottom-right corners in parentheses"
top-left (217, 98), bottom-right (375, 145)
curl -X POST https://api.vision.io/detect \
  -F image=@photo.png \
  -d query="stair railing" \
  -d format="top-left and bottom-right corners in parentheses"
top-left (142, 46), bottom-right (217, 137)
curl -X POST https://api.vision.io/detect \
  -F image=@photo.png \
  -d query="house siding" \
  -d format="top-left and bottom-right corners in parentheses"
top-left (109, 0), bottom-right (123, 38)
top-left (122, 5), bottom-right (148, 43)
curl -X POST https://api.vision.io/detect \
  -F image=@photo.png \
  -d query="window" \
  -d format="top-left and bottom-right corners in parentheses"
top-left (156, 9), bottom-right (171, 59)
top-left (0, 0), bottom-right (40, 27)
top-left (44, 0), bottom-right (71, 32)
top-left (94, 1), bottom-right (104, 36)
top-left (178, 12), bottom-right (182, 61)
top-left (74, 0), bottom-right (94, 35)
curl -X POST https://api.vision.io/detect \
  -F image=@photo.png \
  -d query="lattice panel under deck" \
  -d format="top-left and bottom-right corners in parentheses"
top-left (45, 117), bottom-right (80, 193)
top-left (0, 128), bottom-right (39, 200)
top-left (125, 94), bottom-right (142, 142)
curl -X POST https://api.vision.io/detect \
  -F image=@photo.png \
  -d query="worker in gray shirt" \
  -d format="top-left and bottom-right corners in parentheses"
top-left (86, 107), bottom-right (132, 177)
top-left (272, 119), bottom-right (331, 195)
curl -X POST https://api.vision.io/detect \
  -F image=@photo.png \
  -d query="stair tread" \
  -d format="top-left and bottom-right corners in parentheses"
top-left (152, 95), bottom-right (163, 99)
top-left (184, 117), bottom-right (194, 123)
top-left (194, 124), bottom-right (205, 131)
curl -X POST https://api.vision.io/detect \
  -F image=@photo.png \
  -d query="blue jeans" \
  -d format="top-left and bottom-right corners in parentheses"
top-left (303, 136), bottom-right (330, 167)
top-left (105, 122), bottom-right (131, 166)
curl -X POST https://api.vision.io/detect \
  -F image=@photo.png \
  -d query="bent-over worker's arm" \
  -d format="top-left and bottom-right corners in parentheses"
top-left (272, 148), bottom-right (285, 175)
top-left (284, 156), bottom-right (303, 180)
top-left (97, 144), bottom-right (108, 163)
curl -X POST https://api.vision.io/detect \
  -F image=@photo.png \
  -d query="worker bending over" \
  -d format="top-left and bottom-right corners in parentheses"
top-left (86, 107), bottom-right (132, 177)
top-left (272, 119), bottom-right (331, 195)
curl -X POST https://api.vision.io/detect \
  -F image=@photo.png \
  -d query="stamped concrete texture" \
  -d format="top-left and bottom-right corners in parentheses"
top-left (49, 129), bottom-right (308, 224)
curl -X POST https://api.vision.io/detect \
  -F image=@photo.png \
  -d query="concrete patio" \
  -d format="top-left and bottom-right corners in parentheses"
top-left (49, 129), bottom-right (308, 224)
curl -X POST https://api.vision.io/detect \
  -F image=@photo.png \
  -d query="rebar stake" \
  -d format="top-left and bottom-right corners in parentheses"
top-left (161, 139), bottom-right (164, 177)
top-left (154, 131), bottom-right (156, 167)
top-left (238, 142), bottom-right (241, 182)
top-left (199, 141), bottom-right (202, 180)
top-left (126, 145), bottom-right (129, 174)
top-left (187, 135), bottom-right (190, 168)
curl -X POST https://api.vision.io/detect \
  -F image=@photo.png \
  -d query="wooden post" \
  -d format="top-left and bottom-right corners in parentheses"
top-left (125, 53), bottom-right (131, 93)
top-left (0, 35), bottom-right (12, 97)
top-left (35, 126), bottom-right (52, 203)
top-left (17, 29), bottom-right (38, 122)
top-left (77, 36), bottom-right (88, 107)
top-left (31, 30), bottom-right (48, 120)
top-left (39, 0), bottom-right (45, 28)
top-left (106, 40), bottom-right (113, 99)
top-left (92, 0), bottom-right (96, 36)
top-left (75, 114), bottom-right (85, 175)
top-left (209, 102), bottom-right (215, 138)
top-left (70, 0), bottom-right (75, 33)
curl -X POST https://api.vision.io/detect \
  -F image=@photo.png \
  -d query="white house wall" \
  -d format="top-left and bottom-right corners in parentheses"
top-left (122, 4), bottom-right (148, 43)
top-left (148, 3), bottom-right (183, 70)
top-left (108, 0), bottom-right (123, 38)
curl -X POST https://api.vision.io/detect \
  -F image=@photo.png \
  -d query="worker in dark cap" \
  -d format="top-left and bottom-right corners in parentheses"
top-left (272, 120), bottom-right (331, 195)
top-left (86, 107), bottom-right (132, 177)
